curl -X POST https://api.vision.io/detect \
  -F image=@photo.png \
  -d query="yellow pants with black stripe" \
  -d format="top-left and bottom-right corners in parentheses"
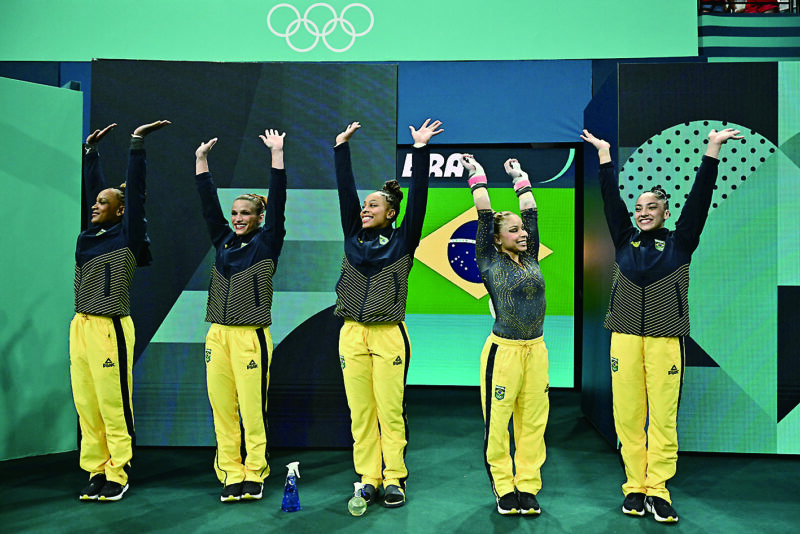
top-left (205, 323), bottom-right (272, 485)
top-left (610, 332), bottom-right (684, 503)
top-left (339, 319), bottom-right (410, 490)
top-left (480, 333), bottom-right (549, 498)
top-left (69, 313), bottom-right (135, 485)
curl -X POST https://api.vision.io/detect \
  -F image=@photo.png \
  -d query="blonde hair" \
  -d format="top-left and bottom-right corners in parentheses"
top-left (235, 193), bottom-right (267, 215)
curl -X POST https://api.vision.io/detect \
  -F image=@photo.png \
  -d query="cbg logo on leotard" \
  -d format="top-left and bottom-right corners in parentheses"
top-left (267, 3), bottom-right (374, 53)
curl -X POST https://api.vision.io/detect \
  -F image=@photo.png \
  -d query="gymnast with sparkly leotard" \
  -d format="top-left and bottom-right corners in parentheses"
top-left (460, 153), bottom-right (549, 516)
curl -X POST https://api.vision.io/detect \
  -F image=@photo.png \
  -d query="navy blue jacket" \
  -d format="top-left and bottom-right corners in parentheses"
top-left (74, 139), bottom-right (152, 316)
top-left (600, 155), bottom-right (719, 337)
top-left (333, 142), bottom-right (429, 322)
top-left (195, 167), bottom-right (287, 326)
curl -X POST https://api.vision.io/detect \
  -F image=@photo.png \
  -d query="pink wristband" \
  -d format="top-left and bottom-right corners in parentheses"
top-left (468, 175), bottom-right (488, 188)
top-left (513, 178), bottom-right (531, 192)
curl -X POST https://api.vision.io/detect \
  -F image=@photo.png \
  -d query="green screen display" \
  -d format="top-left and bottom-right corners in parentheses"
top-left (0, 0), bottom-right (698, 61)
top-left (0, 76), bottom-right (82, 460)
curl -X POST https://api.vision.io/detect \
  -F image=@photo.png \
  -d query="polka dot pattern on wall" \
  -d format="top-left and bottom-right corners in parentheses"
top-left (618, 121), bottom-right (778, 227)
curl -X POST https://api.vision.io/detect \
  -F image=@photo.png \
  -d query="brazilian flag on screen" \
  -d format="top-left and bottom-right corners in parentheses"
top-left (399, 187), bottom-right (575, 315)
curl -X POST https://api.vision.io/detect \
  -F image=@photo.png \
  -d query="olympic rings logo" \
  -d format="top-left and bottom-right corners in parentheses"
top-left (267, 3), bottom-right (374, 53)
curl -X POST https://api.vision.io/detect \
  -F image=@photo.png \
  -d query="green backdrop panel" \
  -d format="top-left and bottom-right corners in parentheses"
top-left (0, 76), bottom-right (81, 460)
top-left (0, 0), bottom-right (698, 61)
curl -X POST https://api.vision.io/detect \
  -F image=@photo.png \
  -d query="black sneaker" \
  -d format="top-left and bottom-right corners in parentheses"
top-left (79, 474), bottom-right (107, 501)
top-left (97, 481), bottom-right (129, 502)
top-left (220, 482), bottom-right (243, 503)
top-left (360, 483), bottom-right (378, 506)
top-left (241, 481), bottom-right (263, 500)
top-left (383, 484), bottom-right (405, 508)
top-left (622, 492), bottom-right (646, 516)
top-left (518, 491), bottom-right (541, 515)
top-left (496, 492), bottom-right (520, 515)
top-left (645, 496), bottom-right (679, 523)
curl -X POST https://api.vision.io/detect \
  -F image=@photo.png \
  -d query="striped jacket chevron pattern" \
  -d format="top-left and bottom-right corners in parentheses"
top-left (195, 166), bottom-right (286, 327)
top-left (75, 248), bottom-right (138, 316)
top-left (75, 141), bottom-right (151, 317)
top-left (206, 259), bottom-right (276, 325)
top-left (598, 156), bottom-right (720, 337)
top-left (333, 142), bottom-right (430, 323)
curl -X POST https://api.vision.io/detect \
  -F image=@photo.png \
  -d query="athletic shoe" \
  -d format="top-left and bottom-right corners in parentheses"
top-left (645, 496), bottom-right (679, 523)
top-left (622, 492), bottom-right (646, 516)
top-left (383, 485), bottom-right (405, 508)
top-left (518, 491), bottom-right (541, 515)
top-left (241, 481), bottom-right (263, 500)
top-left (220, 482), bottom-right (243, 503)
top-left (97, 481), bottom-right (129, 502)
top-left (79, 474), bottom-right (107, 501)
top-left (496, 492), bottom-right (520, 515)
top-left (360, 483), bottom-right (378, 506)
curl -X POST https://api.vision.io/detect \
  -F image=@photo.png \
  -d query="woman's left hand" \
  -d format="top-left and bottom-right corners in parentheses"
top-left (133, 120), bottom-right (171, 137)
top-left (409, 118), bottom-right (444, 145)
top-left (260, 129), bottom-right (286, 151)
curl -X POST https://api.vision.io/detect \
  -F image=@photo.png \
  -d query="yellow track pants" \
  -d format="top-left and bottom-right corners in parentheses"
top-left (69, 313), bottom-right (135, 485)
top-left (610, 332), bottom-right (685, 503)
top-left (480, 333), bottom-right (549, 497)
top-left (205, 323), bottom-right (272, 485)
top-left (339, 320), bottom-right (410, 490)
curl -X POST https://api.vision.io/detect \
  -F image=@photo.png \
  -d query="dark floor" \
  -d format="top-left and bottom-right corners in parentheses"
top-left (1, 388), bottom-right (798, 533)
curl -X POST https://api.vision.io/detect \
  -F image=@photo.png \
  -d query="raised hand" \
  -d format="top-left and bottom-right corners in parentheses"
top-left (580, 129), bottom-right (610, 151)
top-left (260, 129), bottom-right (286, 151)
top-left (708, 128), bottom-right (743, 146)
top-left (133, 120), bottom-right (171, 137)
top-left (504, 158), bottom-right (527, 181)
top-left (409, 118), bottom-right (444, 145)
top-left (705, 128), bottom-right (744, 159)
top-left (460, 153), bottom-right (485, 177)
top-left (195, 138), bottom-right (218, 159)
top-left (336, 122), bottom-right (361, 145)
top-left (86, 123), bottom-right (117, 144)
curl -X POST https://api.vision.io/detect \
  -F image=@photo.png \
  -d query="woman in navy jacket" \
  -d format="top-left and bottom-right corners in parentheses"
top-left (194, 129), bottom-right (287, 503)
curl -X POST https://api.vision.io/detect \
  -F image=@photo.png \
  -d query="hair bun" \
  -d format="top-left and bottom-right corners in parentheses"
top-left (383, 180), bottom-right (403, 203)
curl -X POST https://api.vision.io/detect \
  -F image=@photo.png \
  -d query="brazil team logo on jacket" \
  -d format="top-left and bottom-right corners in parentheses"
top-left (655, 239), bottom-right (665, 252)
top-left (340, 355), bottom-right (345, 369)
top-left (494, 385), bottom-right (506, 400)
top-left (611, 357), bottom-right (619, 373)
top-left (205, 349), bottom-right (211, 364)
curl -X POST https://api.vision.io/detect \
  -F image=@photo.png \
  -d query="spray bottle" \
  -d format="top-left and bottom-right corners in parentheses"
top-left (347, 482), bottom-right (367, 516)
top-left (281, 461), bottom-right (301, 512)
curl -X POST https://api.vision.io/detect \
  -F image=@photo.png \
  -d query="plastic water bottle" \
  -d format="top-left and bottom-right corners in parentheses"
top-left (347, 482), bottom-right (367, 516)
top-left (281, 462), bottom-right (301, 512)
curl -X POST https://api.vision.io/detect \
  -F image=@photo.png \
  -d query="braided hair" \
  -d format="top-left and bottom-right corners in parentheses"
top-left (378, 180), bottom-right (403, 221)
top-left (641, 185), bottom-right (669, 210)
top-left (111, 183), bottom-right (126, 205)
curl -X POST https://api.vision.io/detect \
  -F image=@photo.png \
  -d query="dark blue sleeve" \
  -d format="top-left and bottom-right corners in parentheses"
top-left (398, 145), bottom-right (430, 251)
top-left (195, 171), bottom-right (233, 249)
top-left (82, 144), bottom-right (106, 225)
top-left (598, 161), bottom-right (636, 249)
top-left (521, 208), bottom-right (539, 260)
top-left (124, 146), bottom-right (147, 247)
top-left (674, 155), bottom-right (719, 254)
top-left (258, 167), bottom-right (287, 262)
top-left (334, 142), bottom-right (362, 238)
